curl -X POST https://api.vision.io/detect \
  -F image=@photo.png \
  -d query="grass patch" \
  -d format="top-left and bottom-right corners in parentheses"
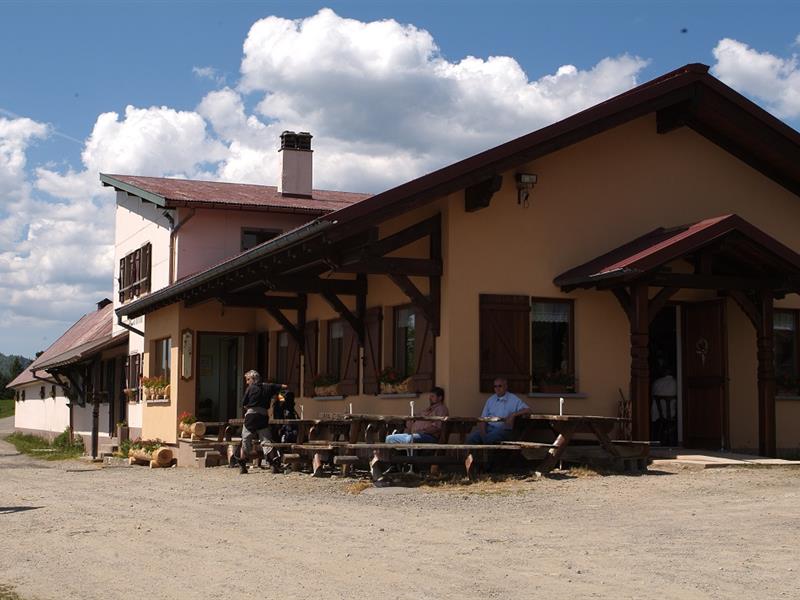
top-left (0, 398), bottom-right (14, 419)
top-left (5, 430), bottom-right (84, 461)
top-left (344, 480), bottom-right (373, 495)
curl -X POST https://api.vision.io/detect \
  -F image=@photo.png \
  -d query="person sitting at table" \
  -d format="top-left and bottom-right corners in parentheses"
top-left (466, 377), bottom-right (531, 444)
top-left (274, 391), bottom-right (299, 443)
top-left (385, 386), bottom-right (448, 443)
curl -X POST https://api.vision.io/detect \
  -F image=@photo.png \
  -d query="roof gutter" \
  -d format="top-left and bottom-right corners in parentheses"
top-left (116, 218), bottom-right (334, 319)
top-left (117, 314), bottom-right (144, 337)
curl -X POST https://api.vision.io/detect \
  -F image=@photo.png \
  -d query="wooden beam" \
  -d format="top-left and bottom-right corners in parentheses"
top-left (388, 274), bottom-right (436, 329)
top-left (342, 214), bottom-right (441, 263)
top-left (612, 287), bottom-right (632, 321)
top-left (219, 294), bottom-right (300, 310)
top-left (647, 272), bottom-right (789, 291)
top-left (267, 277), bottom-right (367, 296)
top-left (756, 290), bottom-right (777, 457)
top-left (729, 290), bottom-right (760, 330)
top-left (648, 287), bottom-right (679, 324)
top-left (656, 99), bottom-right (693, 134)
top-left (335, 257), bottom-right (442, 277)
top-left (628, 283), bottom-right (650, 441)
top-left (321, 290), bottom-right (364, 344)
top-left (464, 174), bottom-right (503, 212)
top-left (264, 306), bottom-right (303, 349)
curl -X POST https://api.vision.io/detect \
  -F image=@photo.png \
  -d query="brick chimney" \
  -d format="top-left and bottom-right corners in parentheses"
top-left (277, 131), bottom-right (313, 198)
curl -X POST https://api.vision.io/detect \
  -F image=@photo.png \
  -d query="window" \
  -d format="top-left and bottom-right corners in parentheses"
top-left (126, 353), bottom-right (142, 401)
top-left (276, 331), bottom-right (289, 383)
top-left (241, 228), bottom-right (281, 252)
top-left (478, 295), bottom-right (574, 394)
top-left (327, 321), bottom-right (345, 380)
top-left (393, 307), bottom-right (416, 378)
top-left (153, 338), bottom-right (171, 381)
top-left (118, 243), bottom-right (152, 303)
top-left (775, 310), bottom-right (799, 395)
top-left (531, 300), bottom-right (574, 391)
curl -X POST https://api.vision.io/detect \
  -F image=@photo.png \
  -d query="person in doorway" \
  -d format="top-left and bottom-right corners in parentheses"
top-left (466, 378), bottom-right (530, 444)
top-left (238, 370), bottom-right (284, 474)
top-left (385, 386), bottom-right (449, 444)
top-left (651, 368), bottom-right (678, 445)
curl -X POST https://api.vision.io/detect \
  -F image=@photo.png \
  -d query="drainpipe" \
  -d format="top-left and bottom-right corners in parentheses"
top-left (166, 208), bottom-right (196, 284)
top-left (117, 314), bottom-right (144, 337)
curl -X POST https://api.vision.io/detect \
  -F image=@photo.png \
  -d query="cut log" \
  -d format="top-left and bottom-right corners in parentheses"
top-left (129, 446), bottom-right (173, 467)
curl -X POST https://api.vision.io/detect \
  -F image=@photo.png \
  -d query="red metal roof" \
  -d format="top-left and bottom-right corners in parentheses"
top-left (103, 174), bottom-right (370, 214)
top-left (9, 302), bottom-right (123, 387)
top-left (554, 214), bottom-right (800, 290)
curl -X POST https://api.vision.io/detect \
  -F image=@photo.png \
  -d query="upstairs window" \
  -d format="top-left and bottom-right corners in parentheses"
top-left (119, 243), bottom-right (152, 303)
top-left (241, 228), bottom-right (281, 252)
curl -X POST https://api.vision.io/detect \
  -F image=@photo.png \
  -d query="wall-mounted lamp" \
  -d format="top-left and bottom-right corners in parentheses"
top-left (516, 173), bottom-right (538, 208)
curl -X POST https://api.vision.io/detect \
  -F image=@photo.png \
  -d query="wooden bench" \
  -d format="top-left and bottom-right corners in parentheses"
top-left (342, 443), bottom-right (523, 480)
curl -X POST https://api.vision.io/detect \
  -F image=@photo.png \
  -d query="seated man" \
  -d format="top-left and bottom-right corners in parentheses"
top-left (385, 386), bottom-right (448, 444)
top-left (466, 378), bottom-right (530, 444)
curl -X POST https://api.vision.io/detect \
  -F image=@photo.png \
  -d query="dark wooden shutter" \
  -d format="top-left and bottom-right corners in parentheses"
top-left (141, 243), bottom-right (152, 294)
top-left (118, 258), bottom-right (126, 302)
top-left (362, 308), bottom-right (383, 394)
top-left (479, 294), bottom-right (530, 394)
top-left (411, 309), bottom-right (435, 393)
top-left (339, 322), bottom-right (360, 396)
top-left (286, 332), bottom-right (300, 393)
top-left (303, 321), bottom-right (319, 397)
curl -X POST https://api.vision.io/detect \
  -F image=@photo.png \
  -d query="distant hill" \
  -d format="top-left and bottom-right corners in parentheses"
top-left (0, 353), bottom-right (33, 378)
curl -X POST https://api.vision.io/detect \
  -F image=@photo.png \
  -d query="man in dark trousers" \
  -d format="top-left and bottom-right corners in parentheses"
top-left (238, 370), bottom-right (284, 474)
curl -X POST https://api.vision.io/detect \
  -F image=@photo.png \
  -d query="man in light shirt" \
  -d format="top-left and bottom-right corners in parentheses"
top-left (466, 377), bottom-right (531, 444)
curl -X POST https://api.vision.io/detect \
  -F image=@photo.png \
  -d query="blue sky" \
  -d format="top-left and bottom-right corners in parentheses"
top-left (1, 0), bottom-right (800, 357)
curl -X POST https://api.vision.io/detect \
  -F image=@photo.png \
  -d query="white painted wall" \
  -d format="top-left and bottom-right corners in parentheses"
top-left (13, 382), bottom-right (70, 436)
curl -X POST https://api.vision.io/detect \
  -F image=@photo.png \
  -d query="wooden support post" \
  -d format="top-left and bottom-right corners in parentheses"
top-left (91, 393), bottom-right (100, 459)
top-left (757, 290), bottom-right (777, 457)
top-left (629, 283), bottom-right (651, 441)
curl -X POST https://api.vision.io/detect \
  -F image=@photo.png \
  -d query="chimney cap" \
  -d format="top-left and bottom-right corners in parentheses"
top-left (280, 130), bottom-right (313, 152)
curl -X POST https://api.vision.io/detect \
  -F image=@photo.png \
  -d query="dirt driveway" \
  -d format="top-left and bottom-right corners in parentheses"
top-left (1, 426), bottom-right (798, 600)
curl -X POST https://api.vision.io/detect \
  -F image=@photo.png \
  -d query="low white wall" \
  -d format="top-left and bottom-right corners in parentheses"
top-left (13, 383), bottom-right (70, 436)
top-left (127, 401), bottom-right (143, 429)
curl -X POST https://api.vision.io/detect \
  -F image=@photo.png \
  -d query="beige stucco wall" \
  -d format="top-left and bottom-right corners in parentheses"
top-left (442, 113), bottom-right (800, 451)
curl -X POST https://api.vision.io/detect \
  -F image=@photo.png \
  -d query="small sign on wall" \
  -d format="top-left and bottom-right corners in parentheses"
top-left (181, 329), bottom-right (193, 381)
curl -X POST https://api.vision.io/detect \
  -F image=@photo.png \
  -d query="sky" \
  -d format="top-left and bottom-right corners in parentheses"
top-left (1, 0), bottom-right (800, 357)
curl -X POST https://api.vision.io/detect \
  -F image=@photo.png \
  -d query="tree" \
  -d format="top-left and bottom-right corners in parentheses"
top-left (10, 357), bottom-right (23, 380)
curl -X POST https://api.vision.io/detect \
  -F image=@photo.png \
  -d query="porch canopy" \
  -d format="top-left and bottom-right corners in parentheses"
top-left (554, 214), bottom-right (800, 457)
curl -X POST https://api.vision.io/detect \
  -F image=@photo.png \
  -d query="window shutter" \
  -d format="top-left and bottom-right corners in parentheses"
top-left (411, 309), bottom-right (435, 393)
top-left (141, 243), bottom-right (152, 293)
top-left (303, 321), bottom-right (319, 397)
top-left (339, 322), bottom-right (359, 396)
top-left (118, 258), bottom-right (126, 302)
top-left (362, 307), bottom-right (383, 395)
top-left (479, 294), bottom-right (530, 394)
top-left (132, 249), bottom-right (141, 298)
top-left (285, 332), bottom-right (300, 393)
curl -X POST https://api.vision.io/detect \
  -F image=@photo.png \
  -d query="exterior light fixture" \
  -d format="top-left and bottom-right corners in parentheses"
top-left (515, 173), bottom-right (538, 208)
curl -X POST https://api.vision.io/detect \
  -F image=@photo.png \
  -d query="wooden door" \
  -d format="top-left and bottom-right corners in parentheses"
top-left (682, 301), bottom-right (727, 449)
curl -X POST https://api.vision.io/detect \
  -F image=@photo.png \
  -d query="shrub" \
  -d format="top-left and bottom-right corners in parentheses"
top-left (53, 428), bottom-right (85, 451)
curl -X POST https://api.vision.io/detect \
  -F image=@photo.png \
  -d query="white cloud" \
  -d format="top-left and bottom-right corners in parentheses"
top-left (2, 8), bottom-right (651, 355)
top-left (712, 38), bottom-right (800, 119)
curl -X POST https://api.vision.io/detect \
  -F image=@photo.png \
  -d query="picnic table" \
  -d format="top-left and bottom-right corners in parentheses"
top-left (513, 414), bottom-right (647, 473)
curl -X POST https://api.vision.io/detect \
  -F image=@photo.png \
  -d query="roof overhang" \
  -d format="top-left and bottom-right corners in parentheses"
top-left (554, 214), bottom-right (800, 295)
top-left (101, 173), bottom-right (167, 207)
top-left (34, 331), bottom-right (129, 372)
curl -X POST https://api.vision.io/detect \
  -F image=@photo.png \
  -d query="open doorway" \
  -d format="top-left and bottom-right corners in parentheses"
top-left (196, 333), bottom-right (244, 422)
top-left (649, 306), bottom-right (679, 446)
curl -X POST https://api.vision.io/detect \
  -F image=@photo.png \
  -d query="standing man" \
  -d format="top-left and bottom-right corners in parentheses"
top-left (238, 370), bottom-right (284, 474)
top-left (385, 386), bottom-right (449, 443)
top-left (466, 377), bottom-right (530, 444)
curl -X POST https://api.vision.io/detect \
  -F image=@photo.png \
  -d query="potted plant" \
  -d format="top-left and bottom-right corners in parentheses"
top-left (379, 366), bottom-right (410, 394)
top-left (123, 387), bottom-right (138, 403)
top-left (313, 373), bottom-right (340, 397)
top-left (142, 376), bottom-right (168, 401)
top-left (177, 411), bottom-right (205, 439)
top-left (533, 371), bottom-right (576, 394)
top-left (116, 420), bottom-right (129, 443)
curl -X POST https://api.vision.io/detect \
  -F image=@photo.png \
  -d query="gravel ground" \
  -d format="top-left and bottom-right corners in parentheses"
top-left (1, 418), bottom-right (798, 600)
